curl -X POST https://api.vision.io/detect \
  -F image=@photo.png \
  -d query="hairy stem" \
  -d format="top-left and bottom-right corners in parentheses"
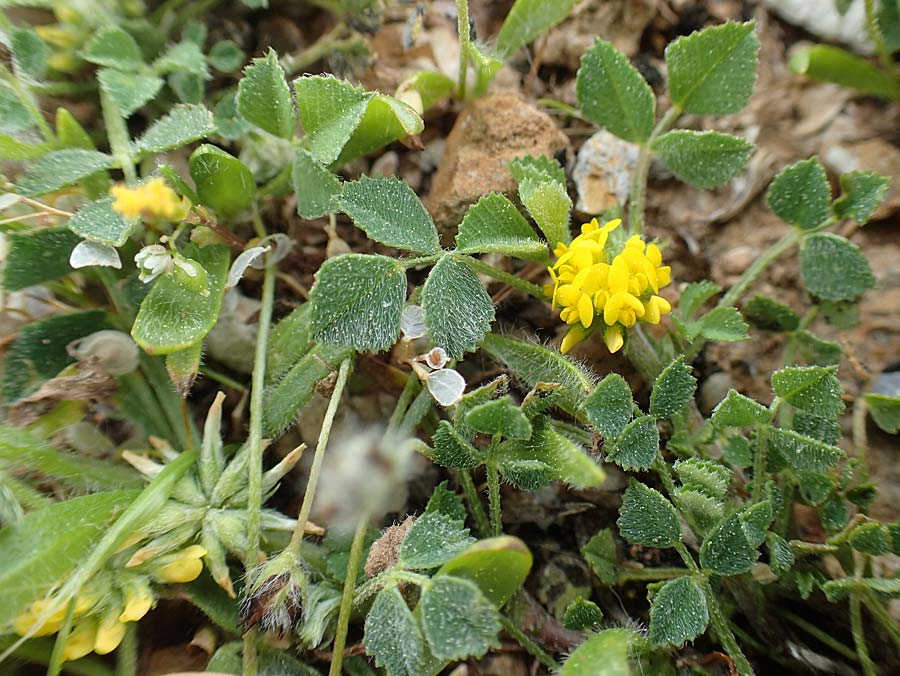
top-left (115, 623), bottom-right (138, 676)
top-left (499, 615), bottom-right (560, 671)
top-left (46, 598), bottom-right (76, 676)
top-left (100, 89), bottom-right (136, 184)
top-left (628, 107), bottom-right (680, 236)
top-left (463, 255), bottom-right (548, 300)
top-left (700, 577), bottom-right (755, 676)
top-left (718, 230), bottom-right (800, 309)
top-left (861, 592), bottom-right (900, 651)
top-left (617, 566), bottom-right (691, 583)
top-left (851, 554), bottom-right (877, 676)
top-left (455, 0), bottom-right (470, 100)
top-left (457, 468), bottom-right (491, 537)
top-left (487, 461), bottom-right (502, 536)
top-left (329, 513), bottom-right (370, 676)
top-left (864, 0), bottom-right (895, 72)
top-left (751, 423), bottom-right (771, 502)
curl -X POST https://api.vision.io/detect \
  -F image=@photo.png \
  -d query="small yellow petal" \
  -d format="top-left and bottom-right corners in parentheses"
top-left (561, 324), bottom-right (589, 353)
top-left (94, 616), bottom-right (126, 655)
top-left (577, 294), bottom-right (594, 328)
top-left (603, 325), bottom-right (624, 353)
top-left (119, 584), bottom-right (154, 623)
top-left (63, 620), bottom-right (97, 662)
top-left (156, 545), bottom-right (207, 583)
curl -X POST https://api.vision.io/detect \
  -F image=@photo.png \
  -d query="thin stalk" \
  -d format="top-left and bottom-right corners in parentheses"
top-left (199, 366), bottom-right (247, 392)
top-left (751, 423), bottom-right (771, 502)
top-left (852, 394), bottom-right (870, 481)
top-left (397, 387), bottom-right (433, 438)
top-left (700, 576), bottom-right (755, 676)
top-left (114, 622), bottom-right (138, 676)
top-left (673, 541), bottom-right (701, 574)
top-left (100, 89), bottom-right (136, 184)
top-left (861, 592), bottom-right (900, 651)
top-left (850, 554), bottom-right (877, 676)
top-left (617, 566), bottom-right (690, 583)
top-left (0, 65), bottom-right (55, 143)
top-left (781, 609), bottom-right (859, 663)
top-left (486, 461), bottom-right (502, 536)
top-left (46, 598), bottom-right (76, 676)
top-left (718, 230), bottom-right (800, 309)
top-left (864, 0), bottom-right (895, 72)
top-left (624, 323), bottom-right (664, 382)
top-left (402, 253), bottom-right (442, 269)
top-left (462, 255), bottom-right (547, 299)
top-left (628, 107), bottom-right (680, 235)
top-left (455, 0), bottom-right (470, 100)
top-left (386, 372), bottom-right (419, 435)
top-left (457, 468), bottom-right (491, 537)
top-left (499, 615), bottom-right (560, 671)
top-left (289, 358), bottom-right (352, 553)
top-left (329, 513), bottom-right (370, 676)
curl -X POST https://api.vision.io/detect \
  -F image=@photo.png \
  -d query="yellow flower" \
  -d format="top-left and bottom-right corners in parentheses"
top-left (94, 613), bottom-right (126, 655)
top-left (118, 582), bottom-right (154, 623)
top-left (13, 593), bottom-right (97, 637)
top-left (546, 219), bottom-right (672, 354)
top-left (155, 545), bottom-right (207, 583)
top-left (63, 619), bottom-right (97, 662)
top-left (111, 178), bottom-right (186, 221)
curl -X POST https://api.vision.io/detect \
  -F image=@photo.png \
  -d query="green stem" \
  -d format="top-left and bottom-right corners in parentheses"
top-left (852, 394), bottom-right (870, 481)
top-left (850, 554), bottom-right (877, 676)
top-left (718, 230), bottom-right (800, 309)
top-left (699, 577), bottom-right (755, 676)
top-left (781, 609), bottom-right (859, 663)
top-left (100, 89), bottom-right (136, 184)
top-left (329, 513), bottom-right (370, 676)
top-left (673, 541), bottom-right (701, 574)
top-left (0, 64), bottom-right (55, 143)
top-left (280, 23), bottom-right (363, 76)
top-left (455, 0), bottom-right (470, 100)
top-left (397, 387), bottom-right (433, 438)
top-left (865, 0), bottom-right (895, 72)
top-left (47, 598), bottom-right (77, 676)
top-left (628, 107), bottom-right (680, 236)
top-left (198, 365), bottom-right (248, 392)
top-left (617, 566), bottom-right (690, 583)
top-left (387, 373), bottom-right (419, 435)
top-left (114, 622), bottom-right (138, 676)
top-left (457, 468), bottom-right (491, 537)
top-left (751, 423), bottom-right (771, 502)
top-left (289, 358), bottom-right (352, 554)
top-left (487, 461), bottom-right (502, 536)
top-left (862, 592), bottom-right (900, 651)
top-left (461, 255), bottom-right (547, 299)
top-left (624, 323), bottom-right (664, 382)
top-left (402, 254), bottom-right (442, 269)
top-left (499, 615), bottom-right (560, 671)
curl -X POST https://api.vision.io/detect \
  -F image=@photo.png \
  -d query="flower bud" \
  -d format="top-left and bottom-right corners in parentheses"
top-left (118, 580), bottom-right (154, 622)
top-left (154, 545), bottom-right (207, 583)
top-left (93, 612), bottom-right (126, 655)
top-left (135, 245), bottom-right (172, 283)
top-left (240, 549), bottom-right (306, 635)
top-left (63, 619), bottom-right (97, 661)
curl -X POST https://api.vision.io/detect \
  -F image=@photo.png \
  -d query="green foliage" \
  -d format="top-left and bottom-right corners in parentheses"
top-left (132, 103), bottom-right (216, 155)
top-left (82, 27), bottom-right (143, 69)
top-left (681, 307), bottom-right (749, 343)
top-left (743, 295), bottom-right (800, 332)
top-left (650, 357), bottom-right (697, 420)
top-left (649, 576), bottom-right (709, 647)
top-left (365, 586), bottom-right (428, 676)
top-left (789, 44), bottom-right (900, 101)
top-left (771, 365), bottom-right (844, 419)
top-left (768, 428), bottom-right (845, 471)
top-left (577, 38), bottom-right (655, 143)
top-left (237, 49), bottom-right (295, 138)
top-left (464, 397), bottom-right (532, 440)
top-left (436, 536), bottom-right (532, 608)
top-left (563, 597), bottom-right (603, 630)
top-left (699, 504), bottom-right (770, 575)
top-left (499, 421), bottom-right (606, 489)
top-left (17, 149), bottom-right (113, 196)
top-left (652, 131), bottom-right (753, 189)
top-left (833, 170), bottom-right (891, 224)
top-left (455, 193), bottom-right (547, 261)
top-left (799, 233), bottom-right (876, 301)
top-left (419, 576), bottom-right (500, 661)
top-left (865, 393), bottom-right (900, 434)
top-left (292, 149), bottom-right (342, 219)
top-left (666, 21), bottom-right (760, 115)
top-left (607, 416), bottom-right (659, 471)
top-left (68, 197), bottom-right (138, 246)
top-left (495, 0), bottom-right (578, 59)
top-left (98, 69), bottom-right (164, 118)
top-left (189, 144), bottom-right (256, 218)
top-left (398, 512), bottom-right (474, 569)
top-left (583, 373), bottom-right (634, 439)
top-left (1, 227), bottom-right (79, 291)
top-left (766, 157), bottom-right (831, 230)
top-left (561, 628), bottom-right (641, 675)
top-left (711, 389), bottom-right (771, 427)
top-left (431, 422), bottom-right (481, 468)
top-left (617, 479), bottom-right (680, 548)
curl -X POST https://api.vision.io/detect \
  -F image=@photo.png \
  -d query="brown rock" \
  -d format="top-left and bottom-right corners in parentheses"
top-left (425, 93), bottom-right (568, 227)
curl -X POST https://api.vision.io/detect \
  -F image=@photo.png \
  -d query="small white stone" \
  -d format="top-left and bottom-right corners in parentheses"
top-left (400, 305), bottom-right (427, 339)
top-left (424, 347), bottom-right (449, 370)
top-left (426, 367), bottom-right (466, 407)
top-left (70, 240), bottom-right (122, 269)
top-left (67, 330), bottom-right (139, 376)
top-left (226, 245), bottom-right (268, 288)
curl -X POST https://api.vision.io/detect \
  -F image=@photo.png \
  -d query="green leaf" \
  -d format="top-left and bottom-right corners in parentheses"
top-left (617, 479), bottom-right (680, 548)
top-left (581, 529), bottom-right (618, 585)
top-left (507, 155), bottom-right (566, 187)
top-left (652, 130), bottom-right (752, 189)
top-left (799, 233), bottom-right (875, 301)
top-left (518, 178), bottom-right (572, 248)
top-left (53, 108), bottom-right (109, 196)
top-left (678, 280), bottom-right (721, 320)
top-left (189, 144), bottom-right (256, 218)
top-left (1, 226), bottom-right (79, 291)
top-left (0, 133), bottom-right (49, 160)
top-left (419, 576), bottom-right (500, 661)
top-left (425, 481), bottom-right (467, 524)
top-left (0, 89), bottom-right (33, 134)
top-left (131, 244), bottom-right (229, 355)
top-left (675, 458), bottom-right (732, 499)
top-left (576, 38), bottom-right (655, 143)
top-left (11, 27), bottom-right (49, 80)
top-left (309, 254), bottom-right (406, 352)
top-left (684, 306), bottom-right (749, 342)
top-left (865, 393), bottom-right (900, 434)
top-left (822, 578), bottom-right (900, 602)
top-left (496, 0), bottom-right (578, 59)
top-left (766, 157), bottom-right (830, 229)
top-left (132, 103), bottom-right (216, 156)
top-left (650, 357), bottom-right (697, 419)
top-left (880, 0), bottom-right (900, 52)
top-left (699, 510), bottom-right (759, 575)
top-left (16, 149), bottom-right (113, 196)
top-left (431, 421), bottom-right (481, 468)
top-left (422, 255), bottom-right (494, 359)
top-left (336, 94), bottom-right (424, 166)
top-left (455, 193), bottom-right (547, 261)
top-left (68, 196), bottom-right (138, 246)
top-left (0, 490), bottom-right (137, 629)
top-left (666, 21), bottom-right (759, 115)
top-left (772, 365), bottom-right (844, 419)
top-left (154, 41), bottom-right (209, 77)
top-left (788, 44), bottom-right (900, 101)
top-left (98, 69), bottom-right (163, 118)
top-left (767, 532), bottom-right (795, 575)
top-left (464, 397), bottom-right (532, 440)
top-left (165, 340), bottom-right (202, 397)
top-left (294, 75), bottom-right (371, 164)
top-left (674, 488), bottom-right (724, 531)
top-left (793, 412), bottom-right (841, 445)
top-left (207, 39), bottom-right (245, 73)
top-left (648, 576), bottom-right (709, 647)
top-left (849, 522), bottom-right (890, 555)
top-left (499, 420), bottom-right (606, 489)
top-left (768, 428), bottom-right (844, 471)
top-left (81, 27), bottom-right (143, 69)
top-left (207, 642), bottom-right (323, 675)
top-left (266, 304), bottom-right (312, 383)
top-left (237, 49), bottom-right (295, 138)
top-left (480, 333), bottom-right (594, 414)
top-left (793, 330), bottom-right (842, 366)
top-left (560, 628), bottom-right (638, 676)
top-left (607, 416), bottom-right (659, 471)
top-left (582, 373), bottom-right (634, 440)
top-left (563, 597), bottom-right (603, 630)
top-left (436, 536), bottom-right (532, 608)
top-left (398, 512), bottom-right (474, 569)
top-left (711, 389), bottom-right (771, 427)
top-left (339, 176), bottom-right (440, 254)
top-left (833, 170), bottom-right (891, 224)
top-left (743, 295), bottom-right (800, 332)
top-left (3, 311), bottom-right (108, 402)
top-left (169, 71), bottom-right (205, 104)
top-left (292, 149), bottom-right (341, 219)
top-left (365, 587), bottom-right (427, 676)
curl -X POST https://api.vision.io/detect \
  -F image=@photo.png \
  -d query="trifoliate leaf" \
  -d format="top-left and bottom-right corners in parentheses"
top-left (495, 0), bottom-right (578, 59)
top-left (364, 586), bottom-right (428, 676)
top-left (650, 357), bottom-right (697, 420)
top-left (711, 389), bottom-right (771, 427)
top-left (652, 130), bottom-right (753, 189)
top-left (294, 74), bottom-right (371, 164)
top-left (582, 373), bottom-right (634, 440)
top-left (699, 510), bottom-right (760, 576)
top-left (431, 421), bottom-right (481, 469)
top-left (607, 416), bottom-right (659, 471)
top-left (98, 69), bottom-right (163, 118)
top-left (455, 193), bottom-right (546, 261)
top-left (576, 38), bottom-right (655, 143)
top-left (833, 170), bottom-right (891, 224)
top-left (767, 157), bottom-right (831, 230)
top-left (309, 254), bottom-right (406, 352)
top-left (422, 255), bottom-right (494, 359)
top-left (617, 479), bottom-right (680, 549)
top-left (17, 149), bottom-right (113, 196)
top-left (292, 148), bottom-right (341, 219)
top-left (674, 458), bottom-right (732, 499)
top-left (82, 27), bottom-right (143, 69)
top-left (398, 512), bottom-right (474, 569)
top-left (768, 428), bottom-right (845, 472)
top-left (743, 295), bottom-right (800, 332)
top-left (799, 233), bottom-right (875, 301)
top-left (678, 280), bottom-right (721, 320)
top-left (464, 396), bottom-right (532, 440)
top-left (865, 393), bottom-right (900, 434)
top-left (666, 21), bottom-right (759, 115)
top-left (648, 576), bottom-right (709, 647)
top-left (419, 576), bottom-right (500, 661)
top-left (339, 175), bottom-right (440, 254)
top-left (132, 104), bottom-right (216, 155)
top-left (771, 365), bottom-right (844, 419)
top-left (68, 196), bottom-right (138, 247)
top-left (237, 49), bottom-right (295, 138)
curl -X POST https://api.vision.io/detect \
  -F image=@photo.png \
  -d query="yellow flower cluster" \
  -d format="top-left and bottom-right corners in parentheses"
top-left (12, 546), bottom-right (206, 661)
top-left (546, 218), bottom-right (672, 354)
top-left (111, 178), bottom-right (186, 221)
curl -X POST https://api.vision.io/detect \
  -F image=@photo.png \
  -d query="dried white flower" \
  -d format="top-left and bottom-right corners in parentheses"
top-left (426, 367), bottom-right (466, 406)
top-left (226, 246), bottom-right (268, 288)
top-left (67, 330), bottom-right (139, 376)
top-left (69, 240), bottom-right (122, 270)
top-left (134, 245), bottom-right (172, 283)
top-left (424, 347), bottom-right (449, 370)
top-left (400, 305), bottom-right (427, 340)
